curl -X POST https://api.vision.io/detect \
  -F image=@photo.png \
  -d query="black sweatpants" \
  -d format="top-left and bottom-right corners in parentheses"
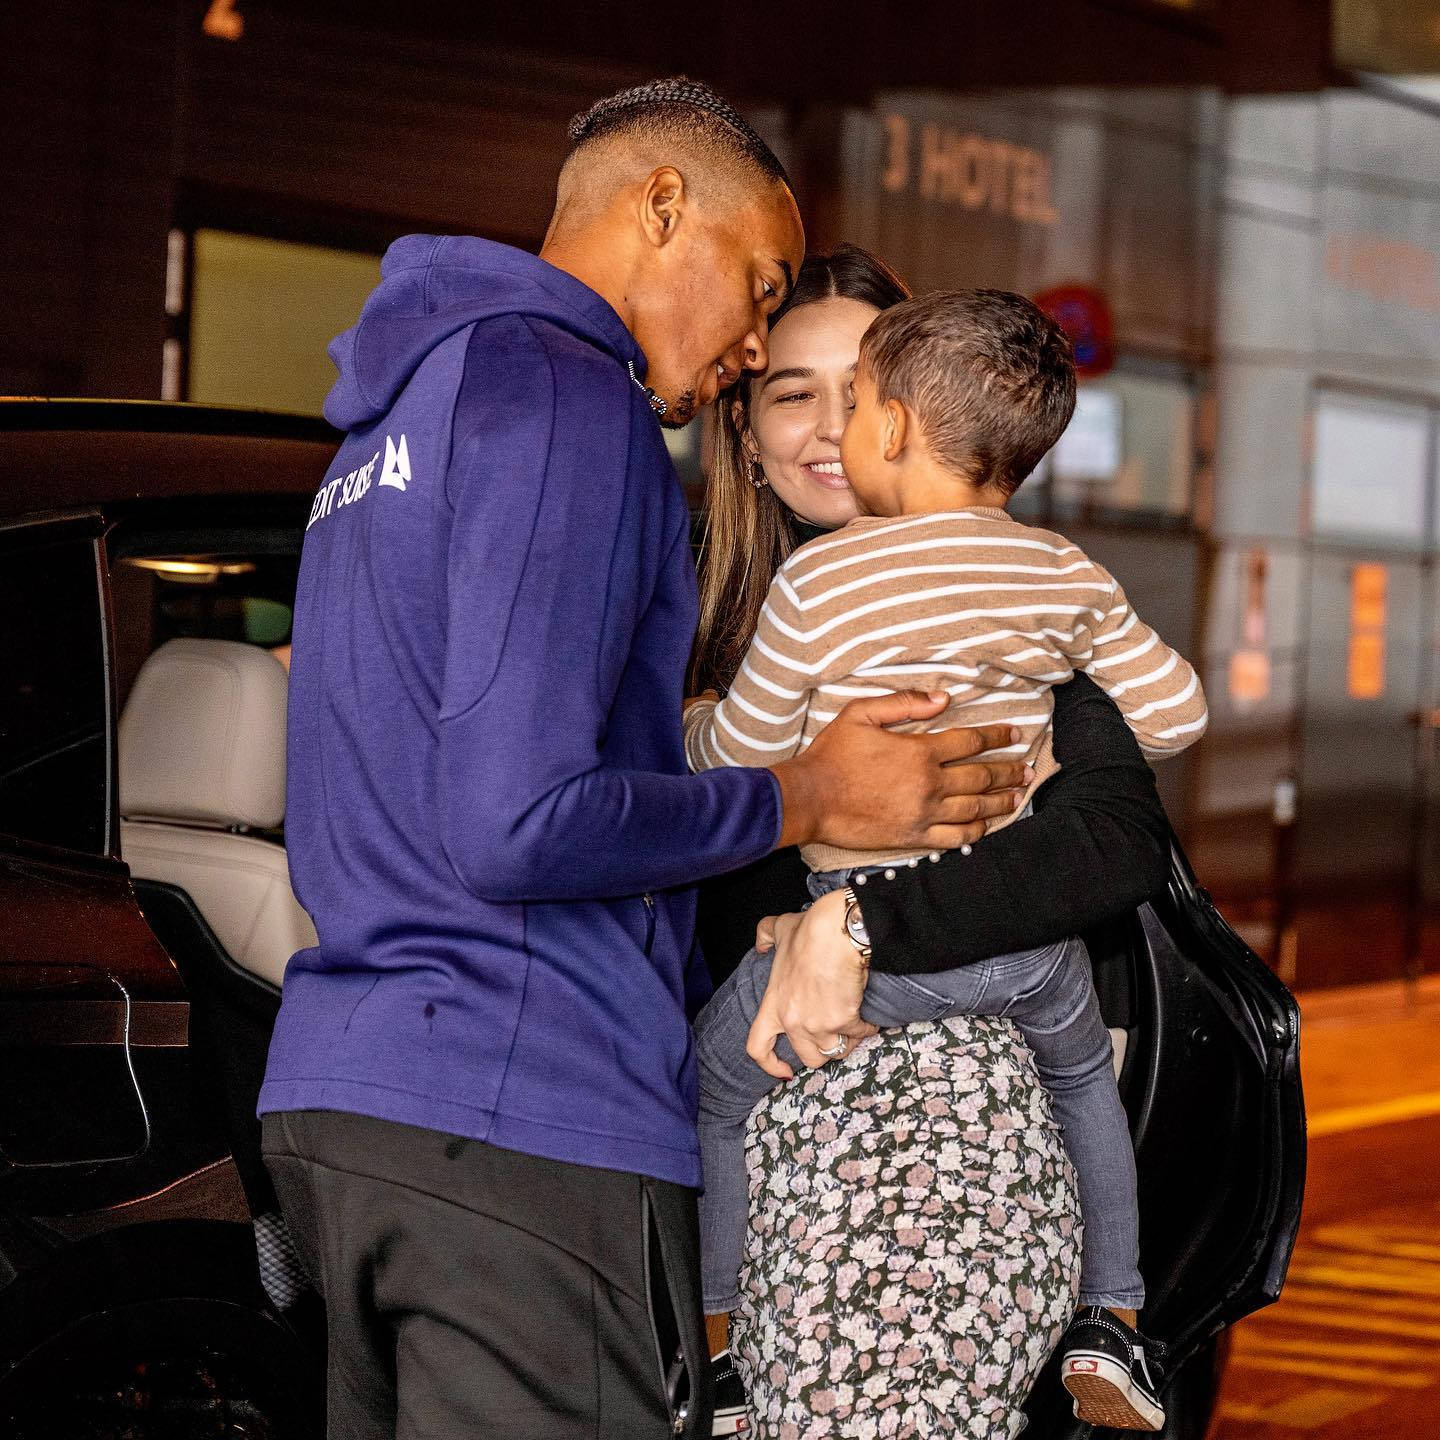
top-left (262, 1109), bottom-right (711, 1439)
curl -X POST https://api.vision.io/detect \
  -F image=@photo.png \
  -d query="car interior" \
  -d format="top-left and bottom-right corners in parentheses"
top-left (119, 637), bottom-right (313, 993)
top-left (107, 518), bottom-right (309, 1223)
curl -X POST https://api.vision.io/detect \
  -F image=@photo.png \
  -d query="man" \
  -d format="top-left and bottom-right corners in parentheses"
top-left (260, 78), bottom-right (1026, 1438)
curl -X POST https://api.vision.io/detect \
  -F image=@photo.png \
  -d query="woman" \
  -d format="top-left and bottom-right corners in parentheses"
top-left (691, 247), bottom-right (1171, 1436)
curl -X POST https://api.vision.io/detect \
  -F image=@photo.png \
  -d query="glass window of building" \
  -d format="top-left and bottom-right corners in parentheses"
top-left (1019, 368), bottom-right (1195, 521)
top-left (0, 536), bottom-right (109, 855)
top-left (188, 230), bottom-right (381, 417)
top-left (1311, 392), bottom-right (1430, 548)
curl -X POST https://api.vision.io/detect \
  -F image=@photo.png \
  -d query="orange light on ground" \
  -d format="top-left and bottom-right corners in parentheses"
top-left (1347, 563), bottom-right (1387, 700)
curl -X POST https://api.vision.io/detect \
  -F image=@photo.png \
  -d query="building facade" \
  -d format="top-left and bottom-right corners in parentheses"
top-left (1202, 84), bottom-right (1440, 988)
top-left (8, 1), bottom-right (1440, 988)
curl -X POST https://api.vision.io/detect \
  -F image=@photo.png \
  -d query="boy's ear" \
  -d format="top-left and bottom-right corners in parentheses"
top-left (883, 398), bottom-right (909, 462)
top-left (640, 166), bottom-right (687, 248)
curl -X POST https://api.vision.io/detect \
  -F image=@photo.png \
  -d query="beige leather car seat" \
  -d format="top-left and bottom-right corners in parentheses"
top-left (119, 638), bottom-right (316, 989)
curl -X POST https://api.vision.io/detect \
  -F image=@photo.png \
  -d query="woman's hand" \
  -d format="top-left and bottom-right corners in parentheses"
top-left (746, 890), bottom-right (878, 1079)
top-left (755, 913), bottom-right (781, 952)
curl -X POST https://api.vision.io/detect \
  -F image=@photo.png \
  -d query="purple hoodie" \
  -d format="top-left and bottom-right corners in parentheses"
top-left (259, 235), bottom-right (780, 1186)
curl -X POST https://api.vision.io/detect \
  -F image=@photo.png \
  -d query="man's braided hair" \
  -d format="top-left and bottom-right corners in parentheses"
top-left (567, 77), bottom-right (791, 192)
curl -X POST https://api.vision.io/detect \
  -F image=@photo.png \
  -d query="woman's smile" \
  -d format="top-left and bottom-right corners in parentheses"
top-left (801, 459), bottom-right (851, 491)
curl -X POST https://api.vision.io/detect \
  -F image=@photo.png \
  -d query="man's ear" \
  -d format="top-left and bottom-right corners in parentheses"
top-left (640, 166), bottom-right (686, 248)
top-left (883, 398), bottom-right (909, 462)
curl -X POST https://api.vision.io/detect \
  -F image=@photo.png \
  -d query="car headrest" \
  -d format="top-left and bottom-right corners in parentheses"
top-left (119, 638), bottom-right (288, 830)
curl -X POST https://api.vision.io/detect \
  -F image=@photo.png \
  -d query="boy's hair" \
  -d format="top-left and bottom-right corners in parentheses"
top-left (860, 290), bottom-right (1077, 494)
top-left (565, 77), bottom-right (791, 193)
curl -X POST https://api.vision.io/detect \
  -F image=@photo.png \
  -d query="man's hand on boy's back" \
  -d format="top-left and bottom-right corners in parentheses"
top-left (770, 691), bottom-right (1031, 853)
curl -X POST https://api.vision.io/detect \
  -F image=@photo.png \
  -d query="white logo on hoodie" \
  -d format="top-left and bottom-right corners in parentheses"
top-left (305, 434), bottom-right (414, 531)
top-left (379, 433), bottom-right (411, 491)
top-left (305, 444), bottom-right (386, 531)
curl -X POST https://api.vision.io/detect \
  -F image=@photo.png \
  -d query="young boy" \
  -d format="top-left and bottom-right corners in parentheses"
top-left (685, 290), bottom-right (1206, 1432)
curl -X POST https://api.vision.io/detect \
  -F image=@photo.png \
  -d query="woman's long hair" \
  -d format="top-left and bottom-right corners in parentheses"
top-left (690, 244), bottom-right (910, 695)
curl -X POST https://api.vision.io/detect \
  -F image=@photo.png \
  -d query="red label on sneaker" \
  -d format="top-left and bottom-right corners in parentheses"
top-left (1069, 1359), bottom-right (1099, 1372)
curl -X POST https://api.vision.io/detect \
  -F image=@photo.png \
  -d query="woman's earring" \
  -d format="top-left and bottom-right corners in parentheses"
top-left (750, 458), bottom-right (768, 490)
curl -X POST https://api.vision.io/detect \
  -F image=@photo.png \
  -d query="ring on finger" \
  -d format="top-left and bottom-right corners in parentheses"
top-left (818, 1038), bottom-right (848, 1058)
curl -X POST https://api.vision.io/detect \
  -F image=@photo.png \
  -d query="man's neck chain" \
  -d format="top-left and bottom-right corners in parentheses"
top-left (628, 361), bottom-right (668, 419)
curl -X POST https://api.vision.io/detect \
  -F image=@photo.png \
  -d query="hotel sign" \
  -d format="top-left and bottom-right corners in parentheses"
top-left (880, 113), bottom-right (1058, 227)
top-left (842, 91), bottom-right (1209, 358)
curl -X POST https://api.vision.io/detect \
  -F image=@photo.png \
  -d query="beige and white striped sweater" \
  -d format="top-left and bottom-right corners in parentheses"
top-left (685, 507), bottom-right (1207, 873)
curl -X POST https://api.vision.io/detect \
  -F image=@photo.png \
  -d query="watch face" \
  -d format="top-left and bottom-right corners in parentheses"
top-left (845, 901), bottom-right (870, 947)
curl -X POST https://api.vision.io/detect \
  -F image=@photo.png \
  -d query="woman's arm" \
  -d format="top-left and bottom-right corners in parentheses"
top-left (860, 672), bottom-right (1172, 974)
top-left (737, 673), bottom-right (1173, 1066)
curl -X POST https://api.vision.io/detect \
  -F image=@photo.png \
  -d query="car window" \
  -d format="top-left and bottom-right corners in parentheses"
top-left (0, 535), bottom-right (109, 855)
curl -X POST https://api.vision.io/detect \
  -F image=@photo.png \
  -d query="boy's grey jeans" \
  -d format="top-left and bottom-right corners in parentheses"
top-left (695, 867), bottom-right (1144, 1315)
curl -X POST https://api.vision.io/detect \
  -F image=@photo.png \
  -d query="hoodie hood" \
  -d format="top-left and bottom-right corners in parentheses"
top-left (324, 234), bottom-right (645, 432)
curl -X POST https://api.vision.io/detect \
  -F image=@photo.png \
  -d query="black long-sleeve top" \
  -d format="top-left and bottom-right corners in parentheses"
top-left (694, 673), bottom-right (1171, 985)
top-left (860, 671), bottom-right (1171, 973)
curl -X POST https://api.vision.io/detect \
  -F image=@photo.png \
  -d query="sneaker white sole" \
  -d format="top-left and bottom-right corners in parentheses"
top-left (712, 1406), bottom-right (750, 1436)
top-left (1062, 1350), bottom-right (1165, 1431)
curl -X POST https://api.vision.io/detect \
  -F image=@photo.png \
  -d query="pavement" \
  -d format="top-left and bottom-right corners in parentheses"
top-left (1208, 975), bottom-right (1440, 1438)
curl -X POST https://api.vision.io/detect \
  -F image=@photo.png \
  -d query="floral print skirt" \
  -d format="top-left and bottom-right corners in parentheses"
top-left (730, 1016), bottom-right (1081, 1439)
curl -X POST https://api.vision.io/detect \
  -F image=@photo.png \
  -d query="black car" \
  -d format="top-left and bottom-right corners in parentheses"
top-left (0, 399), bottom-right (1304, 1439)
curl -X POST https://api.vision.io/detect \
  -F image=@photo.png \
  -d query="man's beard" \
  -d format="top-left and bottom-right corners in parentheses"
top-left (659, 389), bottom-right (698, 429)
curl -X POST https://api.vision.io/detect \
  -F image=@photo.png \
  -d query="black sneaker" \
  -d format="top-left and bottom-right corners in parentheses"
top-left (710, 1350), bottom-right (752, 1437)
top-left (1059, 1307), bottom-right (1167, 1431)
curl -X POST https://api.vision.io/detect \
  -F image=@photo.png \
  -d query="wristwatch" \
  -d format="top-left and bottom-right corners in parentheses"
top-left (842, 886), bottom-right (872, 967)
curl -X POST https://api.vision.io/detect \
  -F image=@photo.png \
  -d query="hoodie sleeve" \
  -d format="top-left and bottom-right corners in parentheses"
top-left (437, 318), bottom-right (781, 904)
